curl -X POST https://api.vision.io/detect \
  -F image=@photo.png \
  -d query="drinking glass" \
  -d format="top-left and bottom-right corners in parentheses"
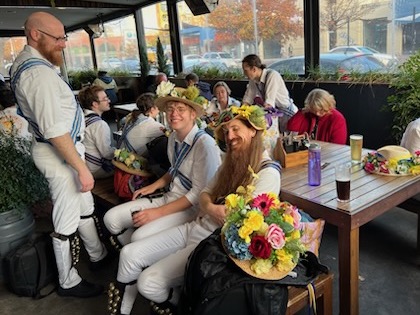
top-left (335, 163), bottom-right (351, 202)
top-left (350, 134), bottom-right (363, 164)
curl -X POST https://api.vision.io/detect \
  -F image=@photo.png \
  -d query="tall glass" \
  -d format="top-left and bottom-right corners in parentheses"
top-left (335, 163), bottom-right (351, 202)
top-left (350, 134), bottom-right (363, 164)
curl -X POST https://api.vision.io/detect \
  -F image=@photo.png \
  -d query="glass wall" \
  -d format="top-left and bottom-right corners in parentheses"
top-left (0, 37), bottom-right (25, 78)
top-left (176, 0), bottom-right (304, 73)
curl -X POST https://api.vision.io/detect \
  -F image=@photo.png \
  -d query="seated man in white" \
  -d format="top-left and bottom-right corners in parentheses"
top-left (79, 85), bottom-right (115, 179)
top-left (104, 83), bottom-right (221, 248)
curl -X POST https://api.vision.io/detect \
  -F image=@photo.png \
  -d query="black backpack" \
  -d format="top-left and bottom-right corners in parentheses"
top-left (178, 230), bottom-right (329, 315)
top-left (4, 232), bottom-right (58, 299)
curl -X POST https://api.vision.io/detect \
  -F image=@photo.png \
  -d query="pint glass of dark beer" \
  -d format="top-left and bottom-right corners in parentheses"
top-left (335, 163), bottom-right (351, 202)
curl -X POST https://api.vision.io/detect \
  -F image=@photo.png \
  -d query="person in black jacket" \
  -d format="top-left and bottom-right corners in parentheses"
top-left (185, 72), bottom-right (212, 101)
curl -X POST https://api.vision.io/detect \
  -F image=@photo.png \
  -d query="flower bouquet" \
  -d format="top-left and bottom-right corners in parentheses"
top-left (112, 148), bottom-right (151, 177)
top-left (222, 188), bottom-right (306, 280)
top-left (363, 148), bottom-right (420, 176)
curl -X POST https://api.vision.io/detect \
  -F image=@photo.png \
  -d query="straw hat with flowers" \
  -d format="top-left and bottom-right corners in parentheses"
top-left (221, 178), bottom-right (306, 280)
top-left (154, 81), bottom-right (207, 116)
top-left (363, 145), bottom-right (420, 176)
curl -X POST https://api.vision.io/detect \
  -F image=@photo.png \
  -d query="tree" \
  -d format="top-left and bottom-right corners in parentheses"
top-left (156, 37), bottom-right (170, 76)
top-left (139, 44), bottom-right (150, 77)
top-left (208, 0), bottom-right (302, 48)
top-left (320, 0), bottom-right (375, 49)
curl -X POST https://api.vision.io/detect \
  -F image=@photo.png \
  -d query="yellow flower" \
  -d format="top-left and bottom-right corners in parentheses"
top-left (225, 193), bottom-right (240, 210)
top-left (283, 214), bottom-right (294, 226)
top-left (238, 225), bottom-right (253, 243)
top-left (388, 158), bottom-right (398, 169)
top-left (275, 248), bottom-right (295, 272)
top-left (289, 229), bottom-right (301, 240)
top-left (250, 259), bottom-right (273, 275)
top-left (410, 165), bottom-right (420, 175)
top-left (244, 210), bottom-right (264, 231)
top-left (257, 222), bottom-right (269, 234)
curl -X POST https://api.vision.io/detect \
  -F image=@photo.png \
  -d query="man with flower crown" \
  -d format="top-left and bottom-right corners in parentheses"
top-left (106, 103), bottom-right (283, 315)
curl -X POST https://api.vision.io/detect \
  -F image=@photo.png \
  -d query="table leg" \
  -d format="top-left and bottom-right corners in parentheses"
top-left (338, 226), bottom-right (359, 315)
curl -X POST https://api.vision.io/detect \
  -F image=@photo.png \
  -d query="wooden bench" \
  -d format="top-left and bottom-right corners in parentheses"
top-left (286, 272), bottom-right (333, 315)
top-left (398, 197), bottom-right (420, 252)
top-left (92, 177), bottom-right (121, 210)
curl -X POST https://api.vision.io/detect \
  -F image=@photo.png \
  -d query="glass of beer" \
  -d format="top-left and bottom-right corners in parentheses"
top-left (335, 163), bottom-right (351, 202)
top-left (350, 134), bottom-right (363, 164)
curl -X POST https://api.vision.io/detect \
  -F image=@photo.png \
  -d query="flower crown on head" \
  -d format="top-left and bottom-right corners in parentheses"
top-left (155, 81), bottom-right (208, 107)
top-left (214, 104), bottom-right (267, 130)
top-left (221, 172), bottom-right (306, 279)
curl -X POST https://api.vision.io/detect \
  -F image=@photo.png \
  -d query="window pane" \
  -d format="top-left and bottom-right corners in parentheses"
top-left (141, 2), bottom-right (173, 75)
top-left (65, 30), bottom-right (93, 71)
top-left (320, 0), bottom-right (417, 71)
top-left (177, 0), bottom-right (304, 74)
top-left (94, 15), bottom-right (140, 74)
top-left (0, 37), bottom-right (26, 78)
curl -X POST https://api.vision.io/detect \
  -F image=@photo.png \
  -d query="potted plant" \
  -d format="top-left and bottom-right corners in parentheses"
top-left (388, 50), bottom-right (420, 143)
top-left (0, 124), bottom-right (50, 279)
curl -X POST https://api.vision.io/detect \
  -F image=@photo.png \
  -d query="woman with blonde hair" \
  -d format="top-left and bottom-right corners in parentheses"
top-left (287, 88), bottom-right (347, 144)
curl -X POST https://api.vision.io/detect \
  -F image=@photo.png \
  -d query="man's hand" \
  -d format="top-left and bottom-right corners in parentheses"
top-left (132, 208), bottom-right (162, 227)
top-left (79, 167), bottom-right (94, 192)
top-left (132, 184), bottom-right (157, 200)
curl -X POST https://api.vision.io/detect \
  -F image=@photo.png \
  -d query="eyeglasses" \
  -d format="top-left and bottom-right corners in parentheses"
top-left (38, 29), bottom-right (68, 42)
top-left (166, 105), bottom-right (189, 115)
top-left (98, 97), bottom-right (110, 103)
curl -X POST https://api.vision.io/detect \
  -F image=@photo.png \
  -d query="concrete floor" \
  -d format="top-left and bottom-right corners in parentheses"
top-left (1, 205), bottom-right (419, 314)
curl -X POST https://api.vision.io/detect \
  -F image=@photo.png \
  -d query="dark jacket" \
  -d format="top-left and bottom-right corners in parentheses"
top-left (195, 81), bottom-right (212, 101)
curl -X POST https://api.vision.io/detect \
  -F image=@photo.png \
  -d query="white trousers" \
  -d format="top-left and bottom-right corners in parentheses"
top-left (103, 191), bottom-right (196, 245)
top-left (117, 216), bottom-right (218, 314)
top-left (32, 143), bottom-right (106, 288)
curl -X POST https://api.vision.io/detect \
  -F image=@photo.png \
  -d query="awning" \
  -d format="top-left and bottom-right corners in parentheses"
top-left (395, 12), bottom-right (420, 24)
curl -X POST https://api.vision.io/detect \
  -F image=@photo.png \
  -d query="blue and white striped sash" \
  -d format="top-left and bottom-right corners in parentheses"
top-left (11, 58), bottom-right (82, 144)
top-left (117, 115), bottom-right (148, 153)
top-left (168, 130), bottom-right (205, 191)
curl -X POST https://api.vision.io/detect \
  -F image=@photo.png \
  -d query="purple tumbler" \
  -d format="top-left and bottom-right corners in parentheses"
top-left (308, 143), bottom-right (321, 186)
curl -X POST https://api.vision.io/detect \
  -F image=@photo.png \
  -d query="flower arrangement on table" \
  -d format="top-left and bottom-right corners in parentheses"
top-left (221, 182), bottom-right (306, 280)
top-left (112, 148), bottom-right (151, 176)
top-left (363, 149), bottom-right (420, 176)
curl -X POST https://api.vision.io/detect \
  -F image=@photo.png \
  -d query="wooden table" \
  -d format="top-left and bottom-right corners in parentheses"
top-left (279, 141), bottom-right (420, 315)
top-left (113, 103), bottom-right (137, 129)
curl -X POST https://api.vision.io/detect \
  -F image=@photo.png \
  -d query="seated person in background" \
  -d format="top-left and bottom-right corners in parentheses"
top-left (106, 105), bottom-right (280, 315)
top-left (400, 117), bottom-right (420, 155)
top-left (0, 82), bottom-right (31, 139)
top-left (92, 70), bottom-right (119, 104)
top-left (117, 93), bottom-right (165, 156)
top-left (204, 81), bottom-right (240, 122)
top-left (146, 72), bottom-right (168, 93)
top-left (287, 88), bottom-right (347, 144)
top-left (185, 72), bottom-right (212, 101)
top-left (104, 83), bottom-right (221, 248)
top-left (79, 85), bottom-right (115, 179)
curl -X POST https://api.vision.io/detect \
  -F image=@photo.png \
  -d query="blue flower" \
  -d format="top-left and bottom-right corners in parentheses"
top-left (224, 224), bottom-right (252, 260)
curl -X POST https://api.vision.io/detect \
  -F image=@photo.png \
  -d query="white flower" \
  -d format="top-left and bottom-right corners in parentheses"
top-left (156, 81), bottom-right (175, 97)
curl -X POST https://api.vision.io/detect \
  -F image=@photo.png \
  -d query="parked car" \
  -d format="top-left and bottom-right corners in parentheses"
top-left (100, 57), bottom-right (122, 69)
top-left (268, 53), bottom-right (388, 75)
top-left (328, 46), bottom-right (398, 68)
top-left (121, 58), bottom-right (140, 73)
top-left (183, 54), bottom-right (208, 69)
top-left (202, 52), bottom-right (238, 68)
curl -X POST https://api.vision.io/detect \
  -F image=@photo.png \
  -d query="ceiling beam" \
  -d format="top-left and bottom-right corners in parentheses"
top-left (0, 0), bottom-right (132, 9)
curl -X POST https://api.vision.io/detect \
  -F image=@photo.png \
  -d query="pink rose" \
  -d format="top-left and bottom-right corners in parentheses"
top-left (285, 206), bottom-right (302, 229)
top-left (265, 224), bottom-right (286, 250)
top-left (364, 162), bottom-right (375, 173)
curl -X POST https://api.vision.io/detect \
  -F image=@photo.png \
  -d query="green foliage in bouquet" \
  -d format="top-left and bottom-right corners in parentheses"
top-left (0, 129), bottom-right (50, 213)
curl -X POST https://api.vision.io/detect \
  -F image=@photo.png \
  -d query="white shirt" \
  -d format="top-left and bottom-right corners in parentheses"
top-left (83, 109), bottom-right (115, 173)
top-left (242, 68), bottom-right (297, 118)
top-left (205, 96), bottom-right (241, 116)
top-left (120, 114), bottom-right (165, 156)
top-left (401, 118), bottom-right (420, 154)
top-left (167, 125), bottom-right (221, 208)
top-left (11, 45), bottom-right (85, 152)
top-left (198, 151), bottom-right (281, 230)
